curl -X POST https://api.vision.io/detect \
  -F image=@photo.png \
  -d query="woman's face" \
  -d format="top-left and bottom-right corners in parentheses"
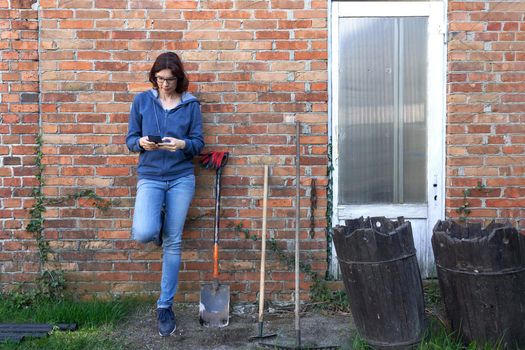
top-left (155, 68), bottom-right (178, 95)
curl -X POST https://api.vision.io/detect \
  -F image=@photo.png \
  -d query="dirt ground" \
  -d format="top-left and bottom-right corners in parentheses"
top-left (114, 303), bottom-right (356, 350)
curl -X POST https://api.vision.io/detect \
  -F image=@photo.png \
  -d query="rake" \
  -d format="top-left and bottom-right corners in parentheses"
top-left (259, 122), bottom-right (340, 350)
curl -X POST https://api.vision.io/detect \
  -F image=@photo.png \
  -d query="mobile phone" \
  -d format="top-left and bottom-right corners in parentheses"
top-left (147, 135), bottom-right (163, 144)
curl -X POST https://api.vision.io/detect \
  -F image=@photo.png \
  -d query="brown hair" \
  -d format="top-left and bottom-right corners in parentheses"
top-left (149, 52), bottom-right (189, 93)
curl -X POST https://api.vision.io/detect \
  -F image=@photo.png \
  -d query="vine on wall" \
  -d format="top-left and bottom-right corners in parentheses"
top-left (9, 134), bottom-right (114, 307)
top-left (326, 138), bottom-right (334, 280)
top-left (12, 134), bottom-right (66, 307)
top-left (26, 135), bottom-right (49, 265)
top-left (235, 222), bottom-right (348, 312)
top-left (455, 181), bottom-right (491, 222)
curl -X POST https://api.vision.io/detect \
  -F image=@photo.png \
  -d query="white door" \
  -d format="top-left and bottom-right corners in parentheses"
top-left (330, 1), bottom-right (446, 278)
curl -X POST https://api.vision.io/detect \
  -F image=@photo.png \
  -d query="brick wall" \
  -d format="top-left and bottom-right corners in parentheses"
top-left (0, 0), bottom-right (41, 284)
top-left (447, 1), bottom-right (525, 231)
top-left (1, 0), bottom-right (329, 302)
top-left (4, 0), bottom-right (523, 302)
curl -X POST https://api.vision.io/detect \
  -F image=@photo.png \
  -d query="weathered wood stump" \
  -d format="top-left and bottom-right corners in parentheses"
top-left (432, 220), bottom-right (525, 349)
top-left (333, 217), bottom-right (426, 349)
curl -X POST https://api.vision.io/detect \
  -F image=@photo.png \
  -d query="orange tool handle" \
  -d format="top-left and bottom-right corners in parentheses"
top-left (213, 242), bottom-right (219, 279)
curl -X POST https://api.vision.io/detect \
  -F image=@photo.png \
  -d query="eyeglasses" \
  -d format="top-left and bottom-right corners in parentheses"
top-left (155, 76), bottom-right (177, 85)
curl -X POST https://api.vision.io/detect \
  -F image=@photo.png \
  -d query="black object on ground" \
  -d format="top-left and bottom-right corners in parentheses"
top-left (432, 220), bottom-right (525, 349)
top-left (333, 217), bottom-right (426, 349)
top-left (0, 323), bottom-right (77, 343)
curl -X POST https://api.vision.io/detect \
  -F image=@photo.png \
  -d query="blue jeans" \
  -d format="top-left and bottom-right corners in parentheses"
top-left (131, 175), bottom-right (195, 309)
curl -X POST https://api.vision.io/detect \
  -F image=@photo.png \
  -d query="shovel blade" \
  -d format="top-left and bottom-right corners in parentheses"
top-left (199, 283), bottom-right (230, 328)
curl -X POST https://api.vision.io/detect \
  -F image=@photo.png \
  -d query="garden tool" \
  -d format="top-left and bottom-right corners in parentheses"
top-left (260, 123), bottom-right (339, 350)
top-left (0, 323), bottom-right (77, 344)
top-left (249, 165), bottom-right (277, 341)
top-left (199, 151), bottom-right (230, 328)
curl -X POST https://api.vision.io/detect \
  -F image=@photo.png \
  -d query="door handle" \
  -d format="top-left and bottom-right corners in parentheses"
top-left (433, 175), bottom-right (438, 201)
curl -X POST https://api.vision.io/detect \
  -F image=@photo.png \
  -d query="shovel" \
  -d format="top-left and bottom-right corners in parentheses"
top-left (199, 151), bottom-right (230, 328)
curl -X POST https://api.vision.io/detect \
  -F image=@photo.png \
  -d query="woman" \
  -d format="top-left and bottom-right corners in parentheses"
top-left (126, 52), bottom-right (204, 337)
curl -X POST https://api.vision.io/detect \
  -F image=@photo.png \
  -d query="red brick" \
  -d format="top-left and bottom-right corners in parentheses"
top-left (275, 41), bottom-right (308, 50)
top-left (256, 30), bottom-right (289, 39)
top-left (279, 19), bottom-right (311, 29)
top-left (151, 20), bottom-right (186, 30)
top-left (129, 0), bottom-right (162, 9)
top-left (96, 41), bottom-right (129, 50)
top-left (449, 2), bottom-right (485, 11)
top-left (59, 20), bottom-right (94, 29)
top-left (149, 31), bottom-right (183, 40)
top-left (256, 51), bottom-right (289, 60)
top-left (11, 20), bottom-right (38, 30)
top-left (184, 11), bottom-right (217, 20)
top-left (166, 0), bottom-right (197, 9)
top-left (95, 0), bottom-right (126, 8)
top-left (11, 41), bottom-right (37, 50)
top-left (77, 31), bottom-right (110, 39)
top-left (111, 31), bottom-right (146, 39)
top-left (59, 61), bottom-right (93, 70)
top-left (486, 199), bottom-right (525, 208)
top-left (237, 83), bottom-right (268, 92)
top-left (243, 19), bottom-right (277, 30)
top-left (94, 62), bottom-right (129, 71)
top-left (218, 10), bottom-right (251, 19)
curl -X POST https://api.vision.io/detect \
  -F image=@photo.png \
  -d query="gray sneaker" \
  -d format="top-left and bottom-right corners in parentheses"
top-left (157, 308), bottom-right (176, 337)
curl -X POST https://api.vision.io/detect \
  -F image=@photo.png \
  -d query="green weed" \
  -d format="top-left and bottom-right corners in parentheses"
top-left (0, 297), bottom-right (146, 349)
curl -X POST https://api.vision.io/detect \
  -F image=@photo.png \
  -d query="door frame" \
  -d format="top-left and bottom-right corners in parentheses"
top-left (329, 1), bottom-right (447, 277)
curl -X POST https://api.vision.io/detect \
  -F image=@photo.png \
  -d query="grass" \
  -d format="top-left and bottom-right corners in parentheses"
top-left (416, 319), bottom-right (505, 350)
top-left (423, 279), bottom-right (442, 307)
top-left (0, 280), bottom-right (516, 350)
top-left (350, 280), bottom-right (508, 350)
top-left (0, 296), bottom-right (148, 350)
top-left (0, 325), bottom-right (126, 350)
top-left (350, 318), bottom-right (505, 350)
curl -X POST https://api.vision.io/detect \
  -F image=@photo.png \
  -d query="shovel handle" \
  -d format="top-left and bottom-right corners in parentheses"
top-left (213, 166), bottom-right (223, 279)
top-left (213, 242), bottom-right (219, 279)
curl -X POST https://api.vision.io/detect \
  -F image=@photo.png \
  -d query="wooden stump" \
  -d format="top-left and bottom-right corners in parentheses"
top-left (432, 220), bottom-right (525, 349)
top-left (333, 217), bottom-right (426, 349)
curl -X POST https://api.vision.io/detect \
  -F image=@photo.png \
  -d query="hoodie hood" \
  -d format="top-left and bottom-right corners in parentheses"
top-left (147, 89), bottom-right (198, 108)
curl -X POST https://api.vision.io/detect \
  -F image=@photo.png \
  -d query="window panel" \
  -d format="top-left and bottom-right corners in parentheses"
top-left (337, 17), bottom-right (428, 204)
top-left (402, 18), bottom-right (428, 203)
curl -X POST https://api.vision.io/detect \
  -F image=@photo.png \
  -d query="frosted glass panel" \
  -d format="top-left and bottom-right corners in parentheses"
top-left (338, 17), bottom-right (428, 204)
top-left (402, 18), bottom-right (427, 203)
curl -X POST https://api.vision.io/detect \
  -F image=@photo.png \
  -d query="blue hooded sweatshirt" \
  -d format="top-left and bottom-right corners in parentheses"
top-left (126, 89), bottom-right (205, 181)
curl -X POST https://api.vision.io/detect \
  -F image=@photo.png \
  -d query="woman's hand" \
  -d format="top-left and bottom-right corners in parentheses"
top-left (139, 136), bottom-right (159, 151)
top-left (158, 137), bottom-right (186, 152)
